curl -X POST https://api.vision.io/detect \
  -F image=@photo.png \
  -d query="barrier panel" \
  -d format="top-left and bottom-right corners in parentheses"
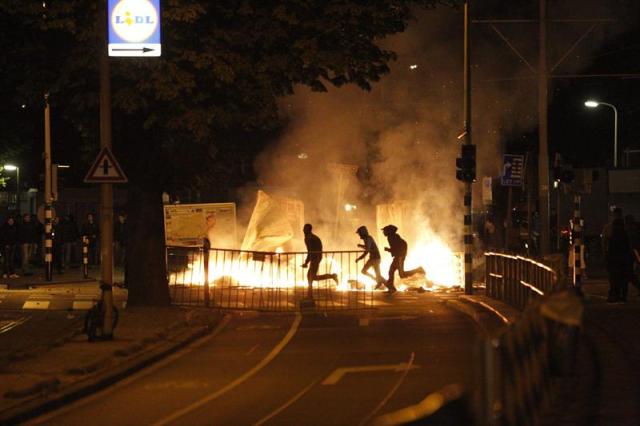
top-left (167, 246), bottom-right (374, 312)
top-left (485, 252), bottom-right (562, 310)
top-left (476, 253), bottom-right (582, 426)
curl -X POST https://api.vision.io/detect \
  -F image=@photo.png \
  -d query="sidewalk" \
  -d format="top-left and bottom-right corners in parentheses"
top-left (0, 304), bottom-right (223, 424)
top-left (543, 277), bottom-right (640, 425)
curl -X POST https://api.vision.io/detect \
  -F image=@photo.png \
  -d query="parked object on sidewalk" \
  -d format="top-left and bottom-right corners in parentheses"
top-left (84, 298), bottom-right (119, 342)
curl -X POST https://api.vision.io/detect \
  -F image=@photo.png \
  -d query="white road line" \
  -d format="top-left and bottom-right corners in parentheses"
top-left (245, 344), bottom-right (260, 356)
top-left (322, 362), bottom-right (420, 386)
top-left (153, 311), bottom-right (303, 426)
top-left (26, 315), bottom-right (233, 426)
top-left (359, 352), bottom-right (416, 426)
top-left (253, 378), bottom-right (320, 426)
top-left (0, 317), bottom-right (29, 334)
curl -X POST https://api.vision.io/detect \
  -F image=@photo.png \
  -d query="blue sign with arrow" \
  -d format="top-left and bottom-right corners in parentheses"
top-left (501, 154), bottom-right (525, 187)
top-left (108, 0), bottom-right (161, 57)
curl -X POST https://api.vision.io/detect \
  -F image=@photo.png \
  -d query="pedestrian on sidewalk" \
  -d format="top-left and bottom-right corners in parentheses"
top-left (624, 214), bottom-right (640, 294)
top-left (52, 216), bottom-right (66, 273)
top-left (81, 213), bottom-right (99, 266)
top-left (1, 216), bottom-right (20, 278)
top-left (382, 224), bottom-right (425, 294)
top-left (18, 213), bottom-right (40, 276)
top-left (355, 226), bottom-right (384, 288)
top-left (605, 210), bottom-right (634, 303)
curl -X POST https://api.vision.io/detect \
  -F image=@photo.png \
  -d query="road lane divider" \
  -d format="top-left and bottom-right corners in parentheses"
top-left (322, 359), bottom-right (420, 386)
top-left (360, 352), bottom-right (416, 426)
top-left (153, 311), bottom-right (303, 426)
top-left (253, 377), bottom-right (321, 426)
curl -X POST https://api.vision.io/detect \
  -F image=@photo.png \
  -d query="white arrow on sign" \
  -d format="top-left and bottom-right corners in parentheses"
top-left (322, 363), bottom-right (420, 385)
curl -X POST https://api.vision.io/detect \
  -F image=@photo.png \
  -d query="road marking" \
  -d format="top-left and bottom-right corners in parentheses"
top-left (22, 300), bottom-right (50, 310)
top-left (253, 378), bottom-right (320, 426)
top-left (0, 317), bottom-right (29, 334)
top-left (26, 315), bottom-right (233, 425)
top-left (154, 311), bottom-right (302, 426)
top-left (359, 352), bottom-right (416, 425)
top-left (321, 361), bottom-right (420, 385)
top-left (236, 325), bottom-right (281, 331)
top-left (245, 344), bottom-right (259, 356)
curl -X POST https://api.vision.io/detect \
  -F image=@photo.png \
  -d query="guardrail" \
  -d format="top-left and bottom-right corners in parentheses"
top-left (485, 252), bottom-right (561, 310)
top-left (476, 252), bottom-right (580, 426)
top-left (166, 246), bottom-right (374, 311)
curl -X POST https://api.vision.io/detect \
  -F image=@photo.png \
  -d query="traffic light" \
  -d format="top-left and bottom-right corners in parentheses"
top-left (456, 144), bottom-right (476, 182)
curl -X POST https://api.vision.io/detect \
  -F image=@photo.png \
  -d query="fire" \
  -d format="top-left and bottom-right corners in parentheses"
top-left (169, 236), bottom-right (463, 291)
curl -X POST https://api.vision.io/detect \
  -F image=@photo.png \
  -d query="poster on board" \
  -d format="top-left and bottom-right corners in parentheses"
top-left (163, 203), bottom-right (237, 248)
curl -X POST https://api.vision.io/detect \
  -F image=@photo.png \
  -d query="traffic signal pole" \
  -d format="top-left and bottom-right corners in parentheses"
top-left (44, 94), bottom-right (53, 282)
top-left (463, 0), bottom-right (473, 295)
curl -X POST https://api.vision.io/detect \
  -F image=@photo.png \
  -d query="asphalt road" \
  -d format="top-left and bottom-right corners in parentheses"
top-left (28, 292), bottom-right (482, 426)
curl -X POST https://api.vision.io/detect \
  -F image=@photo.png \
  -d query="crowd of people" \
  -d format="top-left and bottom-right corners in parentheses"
top-left (0, 212), bottom-right (127, 278)
top-left (302, 223), bottom-right (425, 297)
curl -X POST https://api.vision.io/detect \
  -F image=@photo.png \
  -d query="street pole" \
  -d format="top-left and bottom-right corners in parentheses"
top-left (15, 167), bottom-right (20, 214)
top-left (538, 0), bottom-right (551, 256)
top-left (100, 1), bottom-right (115, 339)
top-left (463, 0), bottom-right (473, 295)
top-left (44, 94), bottom-right (53, 281)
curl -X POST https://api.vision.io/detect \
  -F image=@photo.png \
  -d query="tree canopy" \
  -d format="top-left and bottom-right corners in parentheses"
top-left (0, 0), bottom-right (458, 304)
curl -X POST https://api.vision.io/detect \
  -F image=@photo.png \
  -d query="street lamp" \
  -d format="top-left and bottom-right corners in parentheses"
top-left (3, 164), bottom-right (20, 213)
top-left (585, 100), bottom-right (619, 168)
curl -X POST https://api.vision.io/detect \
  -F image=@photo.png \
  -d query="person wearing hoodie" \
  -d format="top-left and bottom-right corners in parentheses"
top-left (355, 226), bottom-right (385, 288)
top-left (382, 225), bottom-right (425, 293)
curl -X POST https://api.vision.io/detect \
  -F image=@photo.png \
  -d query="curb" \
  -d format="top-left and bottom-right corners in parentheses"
top-left (0, 313), bottom-right (224, 425)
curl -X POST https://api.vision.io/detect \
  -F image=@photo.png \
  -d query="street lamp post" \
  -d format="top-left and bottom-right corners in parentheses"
top-left (585, 100), bottom-right (619, 168)
top-left (4, 164), bottom-right (20, 213)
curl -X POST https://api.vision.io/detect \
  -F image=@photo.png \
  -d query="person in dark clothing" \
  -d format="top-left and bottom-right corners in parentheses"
top-left (114, 213), bottom-right (127, 267)
top-left (302, 224), bottom-right (338, 299)
top-left (61, 215), bottom-right (79, 268)
top-left (382, 225), bottom-right (425, 293)
top-left (606, 216), bottom-right (634, 303)
top-left (1, 217), bottom-right (20, 278)
top-left (18, 213), bottom-right (40, 275)
top-left (81, 213), bottom-right (99, 265)
top-left (624, 214), bottom-right (640, 294)
top-left (52, 216), bottom-right (66, 273)
top-left (355, 226), bottom-right (384, 288)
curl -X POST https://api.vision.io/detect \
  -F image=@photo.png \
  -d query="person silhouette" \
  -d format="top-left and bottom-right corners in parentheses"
top-left (382, 225), bottom-right (425, 293)
top-left (302, 224), bottom-right (338, 299)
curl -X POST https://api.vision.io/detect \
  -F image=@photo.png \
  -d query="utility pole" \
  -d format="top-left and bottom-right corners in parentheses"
top-left (463, 0), bottom-right (474, 295)
top-left (100, 0), bottom-right (115, 339)
top-left (538, 0), bottom-right (550, 255)
top-left (473, 5), bottom-right (612, 256)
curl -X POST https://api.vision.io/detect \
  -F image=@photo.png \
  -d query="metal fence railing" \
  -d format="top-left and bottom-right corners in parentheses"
top-left (484, 252), bottom-right (561, 310)
top-left (166, 246), bottom-right (374, 311)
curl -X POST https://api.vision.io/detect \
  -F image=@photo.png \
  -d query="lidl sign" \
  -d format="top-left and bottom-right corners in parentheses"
top-left (108, 0), bottom-right (161, 57)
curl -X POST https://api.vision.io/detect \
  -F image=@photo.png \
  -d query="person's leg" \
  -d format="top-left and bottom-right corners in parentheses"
top-left (397, 256), bottom-right (425, 279)
top-left (373, 260), bottom-right (384, 284)
top-left (21, 243), bottom-right (30, 273)
top-left (387, 258), bottom-right (398, 291)
top-left (307, 261), bottom-right (319, 298)
top-left (361, 259), bottom-right (377, 283)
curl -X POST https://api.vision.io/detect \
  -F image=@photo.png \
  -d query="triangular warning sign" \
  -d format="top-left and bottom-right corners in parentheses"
top-left (84, 147), bottom-right (128, 183)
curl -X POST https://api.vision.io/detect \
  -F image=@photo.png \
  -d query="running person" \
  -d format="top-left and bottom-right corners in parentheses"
top-left (302, 224), bottom-right (339, 299)
top-left (355, 226), bottom-right (385, 288)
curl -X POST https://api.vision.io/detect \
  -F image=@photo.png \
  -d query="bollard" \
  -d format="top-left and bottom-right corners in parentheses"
top-left (82, 236), bottom-right (89, 278)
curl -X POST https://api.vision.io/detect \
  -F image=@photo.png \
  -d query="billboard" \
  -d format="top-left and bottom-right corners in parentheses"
top-left (163, 203), bottom-right (237, 248)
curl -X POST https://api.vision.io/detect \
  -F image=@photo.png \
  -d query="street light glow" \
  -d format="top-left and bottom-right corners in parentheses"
top-left (584, 100), bottom-right (599, 108)
top-left (4, 164), bottom-right (18, 171)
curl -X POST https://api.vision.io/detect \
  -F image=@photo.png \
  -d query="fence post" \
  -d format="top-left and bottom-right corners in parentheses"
top-left (203, 239), bottom-right (210, 308)
top-left (82, 236), bottom-right (89, 279)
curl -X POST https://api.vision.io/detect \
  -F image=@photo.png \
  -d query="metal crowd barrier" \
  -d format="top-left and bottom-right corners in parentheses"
top-left (166, 246), bottom-right (374, 311)
top-left (484, 252), bottom-right (560, 310)
top-left (476, 252), bottom-right (579, 426)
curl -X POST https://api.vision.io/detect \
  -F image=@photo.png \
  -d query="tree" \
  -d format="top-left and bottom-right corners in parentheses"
top-left (1, 0), bottom-right (458, 305)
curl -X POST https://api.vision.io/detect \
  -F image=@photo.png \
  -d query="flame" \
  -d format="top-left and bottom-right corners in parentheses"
top-left (169, 237), bottom-right (463, 291)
